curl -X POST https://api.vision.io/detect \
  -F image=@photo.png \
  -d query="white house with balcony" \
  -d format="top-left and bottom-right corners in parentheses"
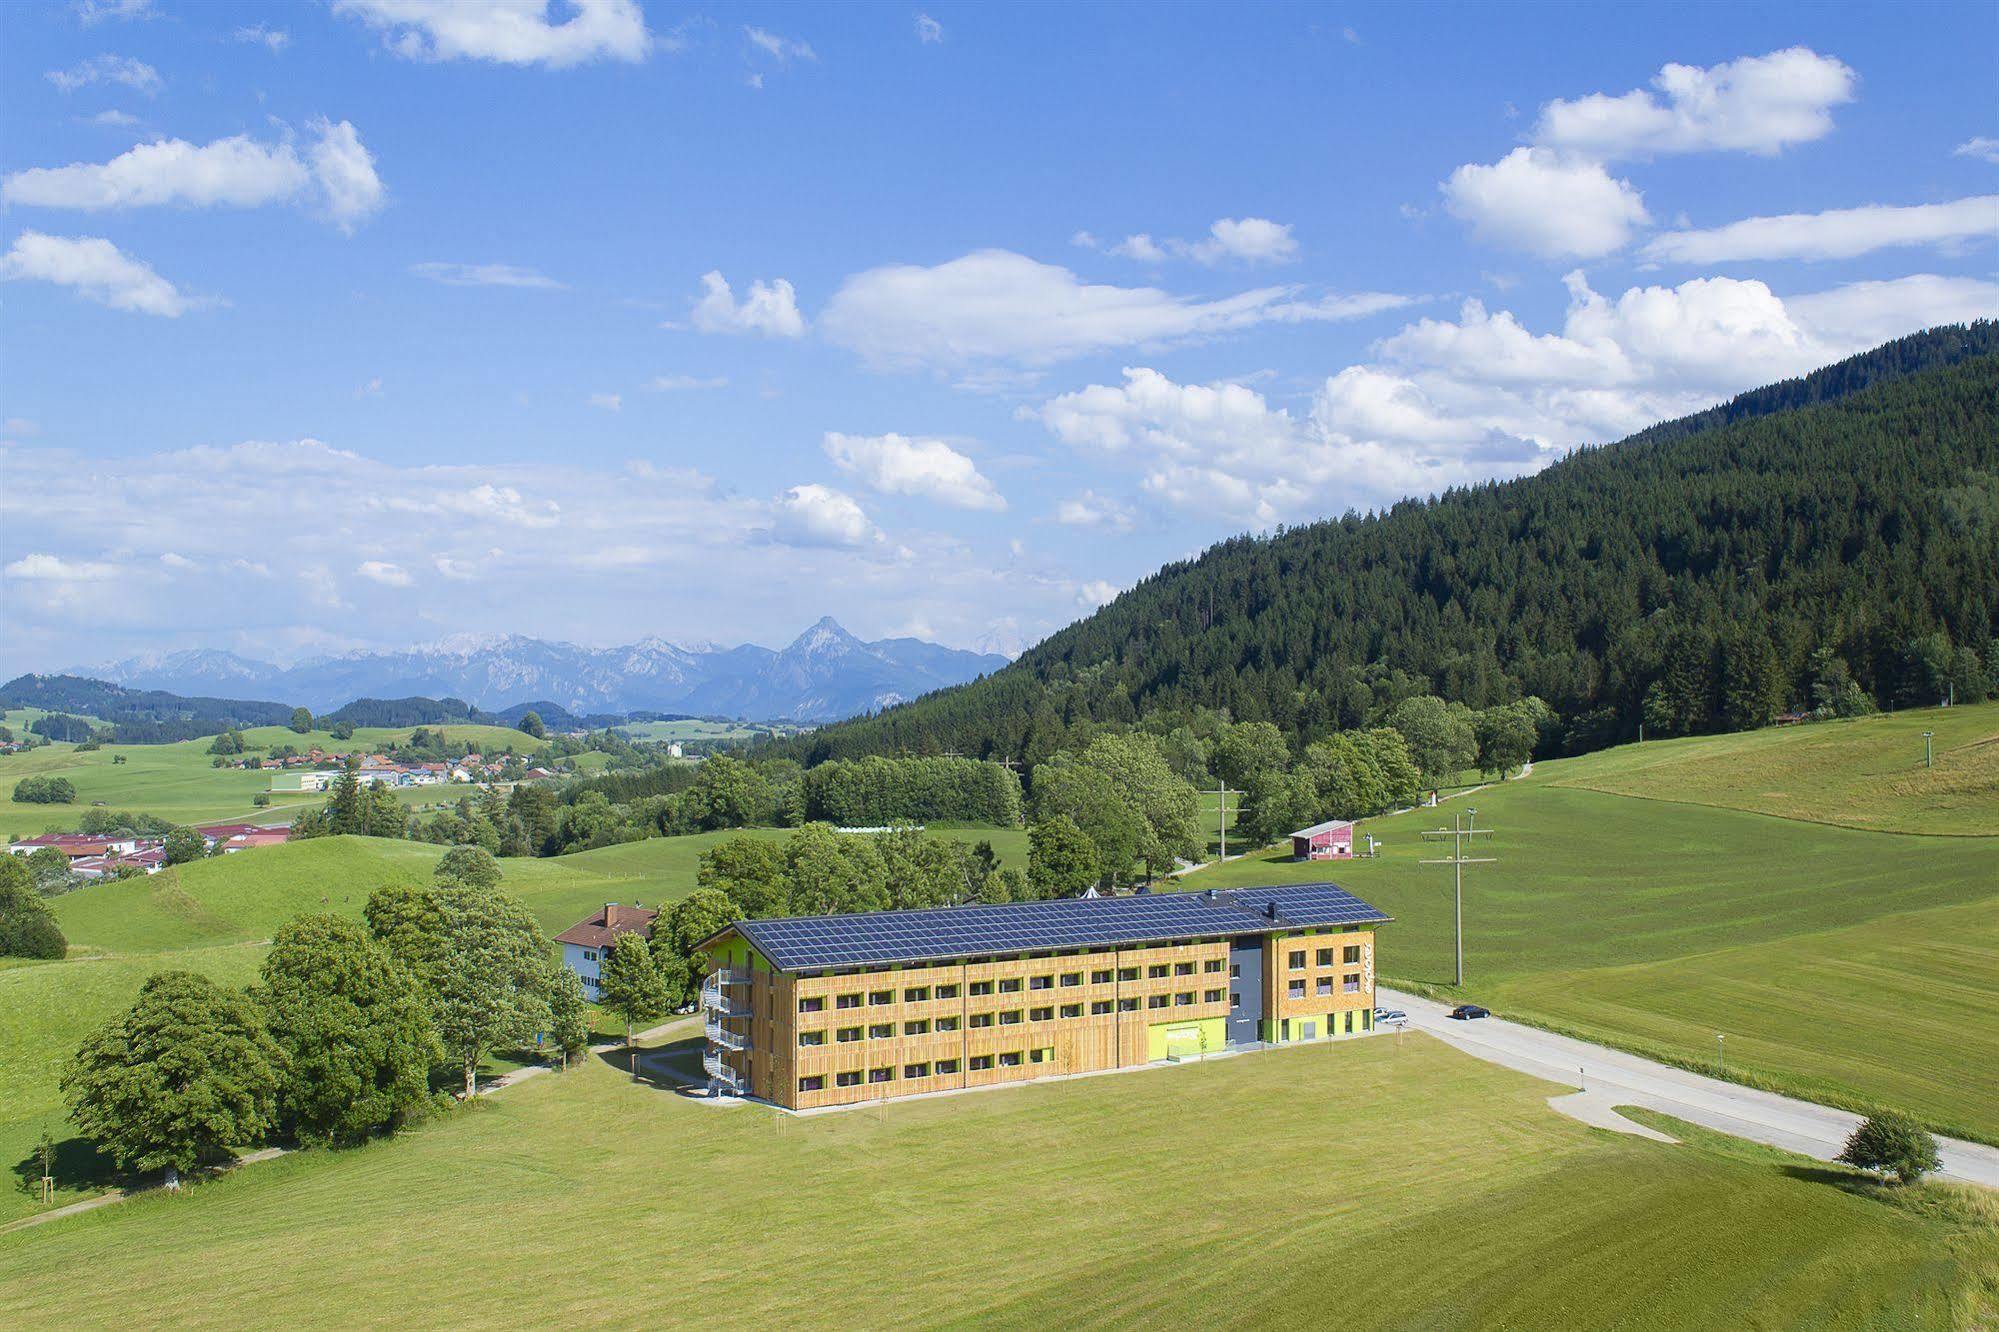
top-left (554, 902), bottom-right (660, 1000)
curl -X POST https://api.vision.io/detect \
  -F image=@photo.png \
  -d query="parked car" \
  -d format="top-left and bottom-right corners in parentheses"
top-left (1373, 1008), bottom-right (1409, 1025)
top-left (1448, 1004), bottom-right (1491, 1020)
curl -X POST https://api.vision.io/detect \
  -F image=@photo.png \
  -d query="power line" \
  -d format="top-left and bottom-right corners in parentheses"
top-left (1420, 809), bottom-right (1495, 987)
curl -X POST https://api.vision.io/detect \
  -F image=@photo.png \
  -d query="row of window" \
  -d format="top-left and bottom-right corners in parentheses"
top-left (797, 1047), bottom-right (1061, 1092)
top-left (1286, 974), bottom-right (1364, 999)
top-left (799, 990), bottom-right (1229, 1046)
top-left (1287, 945), bottom-right (1364, 971)
top-left (796, 960), bottom-right (1230, 1013)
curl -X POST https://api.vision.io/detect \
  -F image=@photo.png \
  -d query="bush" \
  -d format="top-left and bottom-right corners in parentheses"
top-left (12, 775), bottom-right (77, 805)
top-left (162, 827), bottom-right (207, 865)
top-left (1838, 1113), bottom-right (1942, 1184)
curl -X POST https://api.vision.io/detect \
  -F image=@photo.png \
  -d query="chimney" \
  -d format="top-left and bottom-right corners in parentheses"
top-left (1264, 902), bottom-right (1278, 920)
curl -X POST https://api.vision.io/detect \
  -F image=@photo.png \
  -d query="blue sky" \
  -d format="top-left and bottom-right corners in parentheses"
top-left (3, 0), bottom-right (1995, 675)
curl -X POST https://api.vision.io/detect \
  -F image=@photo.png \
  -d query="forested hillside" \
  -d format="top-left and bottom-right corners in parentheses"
top-left (787, 325), bottom-right (1999, 766)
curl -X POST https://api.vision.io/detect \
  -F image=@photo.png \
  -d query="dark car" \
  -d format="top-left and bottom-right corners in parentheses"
top-left (1448, 1004), bottom-right (1491, 1020)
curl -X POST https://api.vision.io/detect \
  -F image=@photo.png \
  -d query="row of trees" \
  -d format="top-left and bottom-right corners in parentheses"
top-left (59, 850), bottom-right (586, 1186)
top-left (800, 755), bottom-right (1023, 826)
top-left (11, 775), bottom-right (76, 804)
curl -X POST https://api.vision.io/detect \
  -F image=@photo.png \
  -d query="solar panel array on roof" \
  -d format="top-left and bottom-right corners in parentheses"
top-left (725, 883), bottom-right (1390, 972)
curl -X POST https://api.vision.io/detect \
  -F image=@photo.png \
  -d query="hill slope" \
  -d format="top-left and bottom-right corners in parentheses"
top-left (790, 325), bottom-right (1999, 765)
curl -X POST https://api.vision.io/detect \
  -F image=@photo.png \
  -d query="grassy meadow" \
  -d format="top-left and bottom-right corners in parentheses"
top-left (1, 1033), bottom-right (1991, 1327)
top-left (1182, 704), bottom-right (1999, 1138)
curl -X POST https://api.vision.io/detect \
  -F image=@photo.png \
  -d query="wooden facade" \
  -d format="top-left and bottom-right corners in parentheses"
top-left (711, 927), bottom-right (1376, 1111)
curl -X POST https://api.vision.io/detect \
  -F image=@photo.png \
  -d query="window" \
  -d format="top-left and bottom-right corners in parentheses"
top-left (936, 1015), bottom-right (961, 1032)
top-left (1288, 950), bottom-right (1306, 970)
top-left (1316, 948), bottom-right (1334, 968)
top-left (1117, 967), bottom-right (1139, 982)
top-left (798, 1076), bottom-right (824, 1093)
top-left (1230, 994), bottom-right (1241, 1009)
top-left (1173, 991), bottom-right (1195, 1006)
top-left (1203, 988), bottom-right (1224, 1004)
top-left (835, 1070), bottom-right (863, 1088)
top-left (1059, 1003), bottom-right (1083, 1019)
top-left (935, 983), bottom-right (960, 999)
top-left (998, 977), bottom-right (1023, 994)
top-left (969, 1013), bottom-right (994, 1028)
top-left (904, 986), bottom-right (930, 1003)
top-left (968, 1055), bottom-right (994, 1071)
top-left (1029, 1006), bottom-right (1054, 1022)
top-left (582, 950), bottom-right (597, 962)
top-left (999, 1009), bottom-right (1023, 1026)
top-left (1147, 964), bottom-right (1169, 979)
top-left (1343, 945), bottom-right (1362, 965)
top-left (904, 1062), bottom-right (930, 1079)
top-left (1287, 980), bottom-right (1305, 999)
top-left (1173, 961), bottom-right (1195, 976)
top-left (1343, 973), bottom-right (1361, 993)
top-left (1147, 994), bottom-right (1170, 1010)
top-left (1028, 1047), bottom-right (1054, 1064)
top-left (1343, 1011), bottom-right (1355, 1034)
top-left (1090, 1000), bottom-right (1113, 1015)
top-left (1229, 963), bottom-right (1241, 978)
top-left (1117, 998), bottom-right (1140, 1012)
top-left (799, 1030), bottom-right (826, 1047)
top-left (1203, 959), bottom-right (1223, 973)
top-left (1060, 972), bottom-right (1083, 987)
top-left (869, 990), bottom-right (893, 1006)
top-left (904, 1019), bottom-right (930, 1036)
top-left (969, 980), bottom-right (993, 996)
top-left (997, 1051), bottom-right (1023, 1068)
top-left (836, 993), bottom-right (862, 1010)
top-left (1029, 975), bottom-right (1053, 991)
top-left (936, 1058), bottom-right (961, 1074)
top-left (868, 1023), bottom-right (894, 1040)
top-left (1091, 969), bottom-right (1114, 985)
top-left (798, 996), bottom-right (825, 1014)
top-left (868, 1067), bottom-right (894, 1084)
top-left (1312, 977), bottom-right (1332, 996)
top-left (836, 1026), bottom-right (863, 1043)
top-left (1361, 1010), bottom-right (1372, 1031)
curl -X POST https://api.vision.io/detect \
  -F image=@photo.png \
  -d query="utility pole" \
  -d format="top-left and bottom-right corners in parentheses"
top-left (1923, 731), bottom-right (1935, 768)
top-left (1421, 812), bottom-right (1495, 987)
top-left (1213, 782), bottom-right (1232, 862)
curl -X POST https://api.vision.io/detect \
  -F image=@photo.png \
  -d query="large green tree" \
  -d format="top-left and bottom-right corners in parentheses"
top-left (0, 856), bottom-right (66, 959)
top-left (1027, 815), bottom-right (1100, 899)
top-left (597, 933), bottom-right (671, 1078)
top-left (252, 915), bottom-right (438, 1144)
top-left (434, 844), bottom-right (502, 890)
top-left (1031, 734), bottom-right (1202, 882)
top-left (696, 837), bottom-right (790, 917)
top-left (62, 971), bottom-right (282, 1187)
top-left (162, 826), bottom-right (207, 865)
top-left (289, 707), bottom-right (314, 735)
top-left (1385, 696), bottom-right (1479, 788)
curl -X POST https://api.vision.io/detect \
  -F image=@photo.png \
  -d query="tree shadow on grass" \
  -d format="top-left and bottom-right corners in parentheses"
top-left (594, 1035), bottom-right (710, 1097)
top-left (10, 1133), bottom-right (122, 1205)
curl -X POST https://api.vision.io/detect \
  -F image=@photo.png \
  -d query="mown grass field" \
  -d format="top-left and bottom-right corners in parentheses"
top-left (1181, 706), bottom-right (1999, 1139)
top-left (1, 825), bottom-right (1027, 1221)
top-left (1, 1034), bottom-right (1991, 1327)
top-left (0, 721), bottom-right (549, 832)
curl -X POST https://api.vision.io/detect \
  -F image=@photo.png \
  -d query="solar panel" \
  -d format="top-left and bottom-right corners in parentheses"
top-left (735, 883), bottom-right (1391, 972)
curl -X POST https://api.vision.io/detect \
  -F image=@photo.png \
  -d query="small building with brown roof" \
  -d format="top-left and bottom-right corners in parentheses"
top-left (557, 902), bottom-right (659, 1000)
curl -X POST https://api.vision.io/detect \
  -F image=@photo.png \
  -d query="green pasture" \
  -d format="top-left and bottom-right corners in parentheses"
top-left (1, 1035), bottom-right (1989, 1327)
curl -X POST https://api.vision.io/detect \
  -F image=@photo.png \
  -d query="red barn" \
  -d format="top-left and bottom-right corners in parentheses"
top-left (1289, 819), bottom-right (1355, 860)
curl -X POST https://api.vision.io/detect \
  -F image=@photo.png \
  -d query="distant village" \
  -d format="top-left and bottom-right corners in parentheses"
top-left (224, 746), bottom-right (565, 792)
top-left (5, 822), bottom-right (289, 880)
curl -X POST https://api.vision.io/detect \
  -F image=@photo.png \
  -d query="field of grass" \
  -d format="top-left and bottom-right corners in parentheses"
top-left (0, 721), bottom-right (549, 834)
top-left (1548, 702), bottom-right (1998, 835)
top-left (2, 1033), bottom-right (1990, 1326)
top-left (1181, 723), bottom-right (1999, 1139)
top-left (616, 718), bottom-right (805, 743)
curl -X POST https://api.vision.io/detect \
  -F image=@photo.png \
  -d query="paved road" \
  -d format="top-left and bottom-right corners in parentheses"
top-left (1378, 986), bottom-right (1998, 1189)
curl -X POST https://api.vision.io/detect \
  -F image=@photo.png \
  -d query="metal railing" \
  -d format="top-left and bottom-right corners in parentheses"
top-left (699, 969), bottom-right (753, 1014)
top-left (705, 1019), bottom-right (748, 1051)
top-left (703, 1048), bottom-right (744, 1092)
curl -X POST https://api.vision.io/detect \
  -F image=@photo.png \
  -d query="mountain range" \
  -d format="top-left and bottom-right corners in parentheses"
top-left (86, 618), bottom-right (1010, 722)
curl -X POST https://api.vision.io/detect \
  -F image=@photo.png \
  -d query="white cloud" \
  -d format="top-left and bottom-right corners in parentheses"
top-left (1643, 196), bottom-right (1999, 264)
top-left (412, 261), bottom-right (564, 289)
top-left (1783, 275), bottom-right (1999, 350)
top-left (234, 23), bottom-right (290, 51)
top-left (1535, 47), bottom-right (1856, 159)
top-left (823, 432), bottom-right (1006, 511)
top-left (6, 553), bottom-right (119, 581)
top-left (915, 13), bottom-right (943, 44)
top-left (335, 0), bottom-right (651, 67)
top-left (84, 109), bottom-right (142, 129)
top-left (1076, 580), bottom-right (1120, 610)
top-left (745, 25), bottom-right (815, 62)
top-left (2, 121), bottom-right (386, 230)
top-left (645, 374), bottom-right (728, 391)
top-left (356, 377), bottom-right (384, 397)
top-left (1955, 137), bottom-right (1999, 165)
top-left (357, 560), bottom-right (414, 587)
top-left (588, 393), bottom-right (622, 411)
top-left (46, 54), bottom-right (161, 95)
top-left (0, 231), bottom-right (190, 316)
top-left (1053, 491), bottom-right (1135, 533)
top-left (688, 270), bottom-right (807, 337)
top-left (74, 0), bottom-right (153, 24)
top-left (158, 551), bottom-right (197, 571)
top-left (1442, 148), bottom-right (1648, 258)
top-left (772, 484), bottom-right (876, 548)
top-left (821, 249), bottom-right (1411, 370)
top-left (1091, 217), bottom-right (1299, 266)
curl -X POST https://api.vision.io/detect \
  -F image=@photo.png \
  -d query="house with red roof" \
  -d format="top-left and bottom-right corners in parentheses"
top-left (556, 902), bottom-right (659, 1001)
